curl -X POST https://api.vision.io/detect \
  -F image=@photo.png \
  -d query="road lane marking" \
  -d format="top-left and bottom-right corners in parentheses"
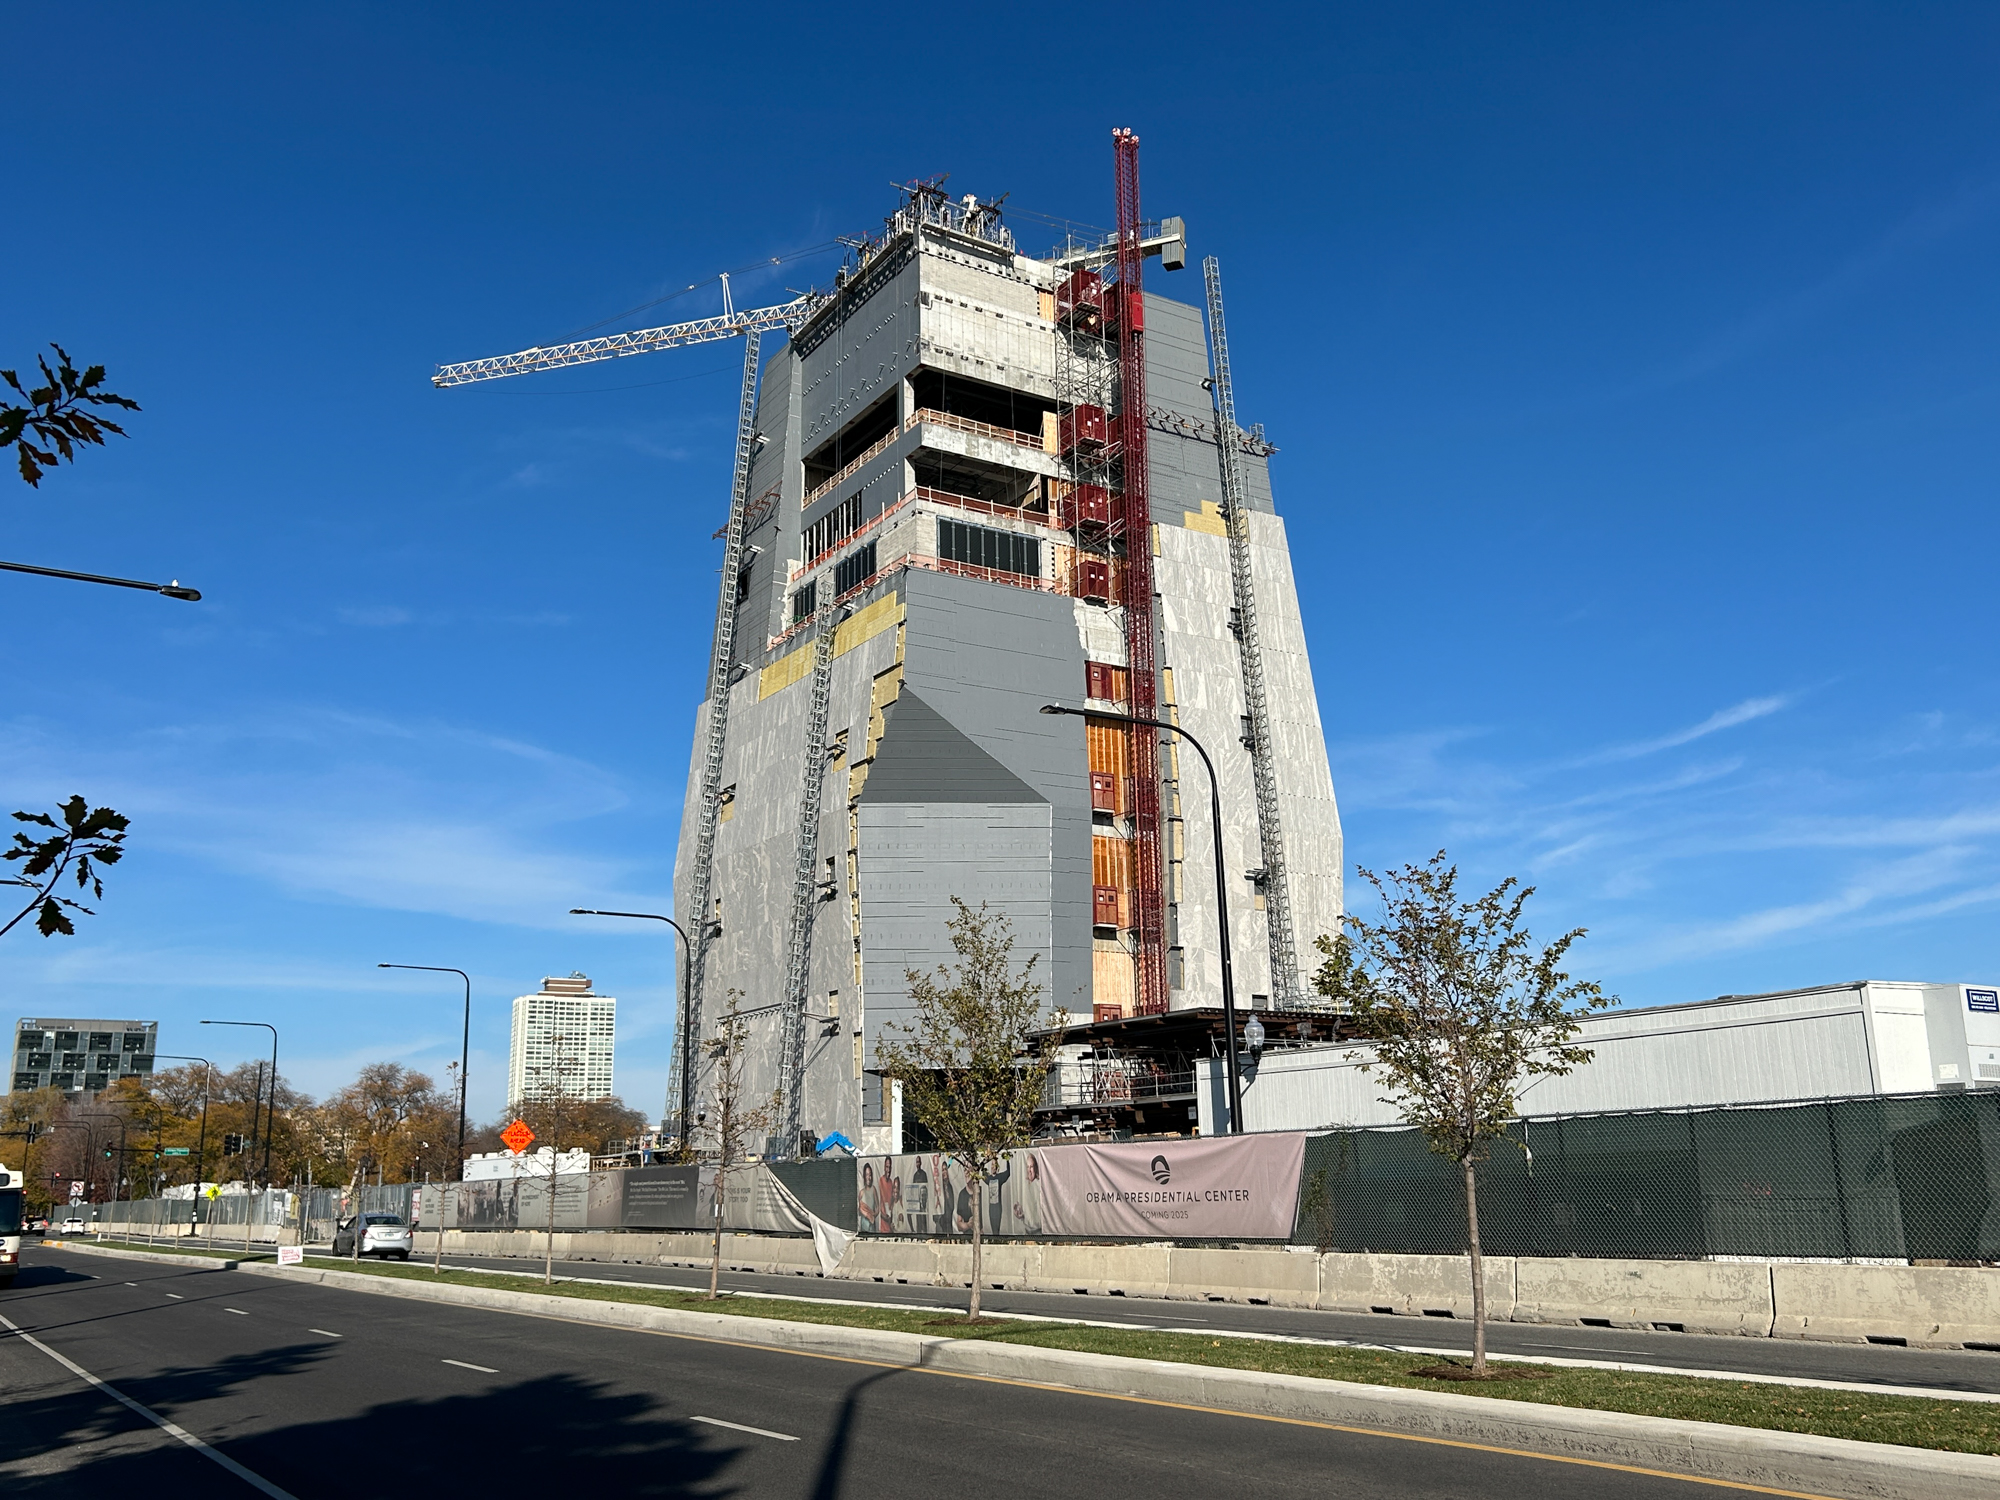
top-left (442, 1358), bottom-right (497, 1373)
top-left (576, 1320), bottom-right (1847, 1500)
top-left (224, 1308), bottom-right (248, 1316)
top-left (692, 1415), bottom-right (798, 1441)
top-left (0, 1313), bottom-right (299, 1499)
top-left (126, 1281), bottom-right (139, 1286)
top-left (164, 1293), bottom-right (183, 1299)
top-left (309, 1329), bottom-right (342, 1338)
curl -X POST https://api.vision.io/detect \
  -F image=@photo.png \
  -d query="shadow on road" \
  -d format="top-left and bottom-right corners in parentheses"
top-left (0, 1340), bottom-right (747, 1500)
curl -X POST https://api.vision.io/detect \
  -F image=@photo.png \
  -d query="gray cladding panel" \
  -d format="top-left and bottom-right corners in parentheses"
top-left (879, 571), bottom-right (1092, 1020)
top-left (858, 802), bottom-right (1053, 1064)
top-left (800, 257), bottom-right (920, 455)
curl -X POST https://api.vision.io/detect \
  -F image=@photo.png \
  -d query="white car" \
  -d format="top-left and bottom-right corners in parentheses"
top-left (59, 1216), bottom-right (88, 1235)
top-left (334, 1212), bottom-right (412, 1260)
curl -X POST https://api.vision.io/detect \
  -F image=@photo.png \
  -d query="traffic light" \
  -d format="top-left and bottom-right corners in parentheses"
top-left (222, 1133), bottom-right (243, 1156)
top-left (102, 1147), bottom-right (112, 1159)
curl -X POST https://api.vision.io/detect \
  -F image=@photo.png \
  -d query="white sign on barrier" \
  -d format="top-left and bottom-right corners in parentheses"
top-left (277, 1244), bottom-right (304, 1267)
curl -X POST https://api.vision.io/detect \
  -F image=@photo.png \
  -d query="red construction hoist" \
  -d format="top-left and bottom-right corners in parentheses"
top-left (1111, 127), bottom-right (1169, 1017)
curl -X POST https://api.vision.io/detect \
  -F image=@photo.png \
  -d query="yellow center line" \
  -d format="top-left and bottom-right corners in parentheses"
top-left (501, 1305), bottom-right (1847, 1500)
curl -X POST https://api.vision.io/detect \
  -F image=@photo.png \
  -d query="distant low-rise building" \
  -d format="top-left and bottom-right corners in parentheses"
top-left (10, 1018), bottom-right (158, 1097)
top-left (507, 974), bottom-right (615, 1106)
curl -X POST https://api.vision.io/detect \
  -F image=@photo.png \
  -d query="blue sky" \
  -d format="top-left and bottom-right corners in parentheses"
top-left (4, 4), bottom-right (1996, 1122)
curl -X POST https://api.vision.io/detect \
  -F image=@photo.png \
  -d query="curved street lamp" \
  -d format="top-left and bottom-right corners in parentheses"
top-left (376, 965), bottom-right (472, 1179)
top-left (153, 1054), bottom-right (215, 1229)
top-left (1041, 702), bottom-right (1247, 1134)
top-left (0, 558), bottom-right (201, 600)
top-left (200, 1020), bottom-right (278, 1185)
top-left (569, 910), bottom-right (694, 1149)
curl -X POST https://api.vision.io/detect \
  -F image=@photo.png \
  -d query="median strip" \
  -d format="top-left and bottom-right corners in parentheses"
top-left (64, 1237), bottom-right (1997, 1459)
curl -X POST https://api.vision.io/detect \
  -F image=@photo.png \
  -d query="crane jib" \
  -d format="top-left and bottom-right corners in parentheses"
top-left (430, 294), bottom-right (828, 388)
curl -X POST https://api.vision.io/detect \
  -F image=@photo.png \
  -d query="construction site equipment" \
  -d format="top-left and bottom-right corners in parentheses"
top-left (1113, 129), bottom-right (1168, 1018)
top-left (431, 279), bottom-right (825, 388)
top-left (1202, 257), bottom-right (1301, 1007)
top-left (776, 587), bottom-right (842, 1149)
top-left (669, 331), bottom-right (765, 1137)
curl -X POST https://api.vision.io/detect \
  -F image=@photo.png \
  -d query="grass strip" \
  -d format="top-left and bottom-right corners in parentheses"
top-left (85, 1241), bottom-right (2000, 1455)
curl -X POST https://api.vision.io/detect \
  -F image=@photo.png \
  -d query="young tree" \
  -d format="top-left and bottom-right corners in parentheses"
top-left (1314, 852), bottom-right (1611, 1375)
top-left (873, 900), bottom-right (1061, 1321)
top-left (695, 991), bottom-right (774, 1300)
top-left (3, 797), bottom-right (129, 938)
top-left (521, 1036), bottom-right (596, 1285)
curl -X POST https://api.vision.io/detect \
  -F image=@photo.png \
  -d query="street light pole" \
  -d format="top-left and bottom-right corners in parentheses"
top-left (1040, 703), bottom-right (1247, 1134)
top-left (569, 909), bottom-right (694, 1151)
top-left (376, 965), bottom-right (472, 1179)
top-left (0, 558), bottom-right (202, 600)
top-left (201, 1020), bottom-right (278, 1185)
top-left (154, 1054), bottom-right (214, 1236)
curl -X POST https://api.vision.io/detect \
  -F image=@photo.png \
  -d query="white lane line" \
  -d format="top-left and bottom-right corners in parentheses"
top-left (164, 1293), bottom-right (183, 1300)
top-left (308, 1329), bottom-right (342, 1339)
top-left (0, 1312), bottom-right (299, 1499)
top-left (224, 1308), bottom-right (248, 1316)
top-left (691, 1415), bottom-right (797, 1442)
top-left (126, 1281), bottom-right (140, 1286)
top-left (441, 1358), bottom-right (497, 1373)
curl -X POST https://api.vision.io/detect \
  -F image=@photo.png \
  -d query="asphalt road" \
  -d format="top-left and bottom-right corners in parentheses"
top-left (4, 1243), bottom-right (1813, 1499)
top-left (415, 1245), bottom-right (2000, 1397)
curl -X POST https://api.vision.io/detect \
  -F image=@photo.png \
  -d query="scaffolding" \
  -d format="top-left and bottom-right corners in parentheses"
top-left (1202, 257), bottom-right (1302, 1007)
top-left (670, 330), bottom-right (764, 1133)
top-left (776, 585), bottom-right (842, 1151)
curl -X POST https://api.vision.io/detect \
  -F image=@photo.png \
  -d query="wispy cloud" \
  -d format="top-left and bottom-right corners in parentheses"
top-left (1335, 691), bottom-right (2000, 993)
top-left (0, 705), bottom-right (668, 930)
top-left (1576, 696), bottom-right (1791, 766)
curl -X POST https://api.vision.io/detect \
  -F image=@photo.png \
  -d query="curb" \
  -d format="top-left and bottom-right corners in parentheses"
top-left (50, 1241), bottom-right (2000, 1500)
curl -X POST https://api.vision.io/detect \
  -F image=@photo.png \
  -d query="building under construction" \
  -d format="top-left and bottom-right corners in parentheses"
top-left (667, 141), bottom-right (1343, 1154)
top-left (430, 134), bottom-right (1343, 1153)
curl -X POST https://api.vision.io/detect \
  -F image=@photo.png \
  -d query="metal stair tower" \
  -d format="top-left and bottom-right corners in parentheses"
top-left (776, 582), bottom-right (842, 1153)
top-left (1202, 257), bottom-right (1302, 1006)
top-left (671, 329), bottom-right (766, 1134)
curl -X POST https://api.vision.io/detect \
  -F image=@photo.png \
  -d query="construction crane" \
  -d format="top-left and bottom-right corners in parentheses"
top-left (431, 276), bottom-right (827, 388)
top-left (434, 271), bottom-right (832, 1145)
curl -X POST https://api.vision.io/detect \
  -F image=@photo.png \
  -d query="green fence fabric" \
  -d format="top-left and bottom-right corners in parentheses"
top-left (1292, 1091), bottom-right (2000, 1262)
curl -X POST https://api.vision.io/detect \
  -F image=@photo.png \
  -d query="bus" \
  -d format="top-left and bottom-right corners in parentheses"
top-left (0, 1162), bottom-right (20, 1289)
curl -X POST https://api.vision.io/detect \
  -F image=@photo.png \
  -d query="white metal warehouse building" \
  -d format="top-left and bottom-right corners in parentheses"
top-left (1202, 980), bottom-right (2000, 1134)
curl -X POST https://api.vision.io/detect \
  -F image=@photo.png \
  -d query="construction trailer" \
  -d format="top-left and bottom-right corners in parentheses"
top-left (668, 168), bottom-right (1343, 1155)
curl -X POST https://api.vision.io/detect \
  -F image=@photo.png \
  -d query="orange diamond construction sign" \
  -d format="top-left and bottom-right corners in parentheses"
top-left (501, 1119), bottom-right (535, 1155)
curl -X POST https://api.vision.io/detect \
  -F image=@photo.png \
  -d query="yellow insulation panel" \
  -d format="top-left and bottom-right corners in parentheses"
top-left (1182, 500), bottom-right (1227, 537)
top-left (758, 596), bottom-right (906, 700)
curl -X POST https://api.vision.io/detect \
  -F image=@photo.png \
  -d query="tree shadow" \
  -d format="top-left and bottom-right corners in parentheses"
top-left (2, 1338), bottom-right (744, 1499)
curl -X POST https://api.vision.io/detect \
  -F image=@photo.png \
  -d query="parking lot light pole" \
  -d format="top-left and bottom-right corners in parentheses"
top-left (1040, 703), bottom-right (1246, 1134)
top-left (376, 965), bottom-right (472, 1179)
top-left (569, 909), bottom-right (695, 1150)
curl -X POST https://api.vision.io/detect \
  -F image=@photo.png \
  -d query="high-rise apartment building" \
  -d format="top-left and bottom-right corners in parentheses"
top-left (507, 974), bottom-right (616, 1106)
top-left (672, 162), bottom-right (1342, 1151)
top-left (11, 1017), bottom-right (158, 1096)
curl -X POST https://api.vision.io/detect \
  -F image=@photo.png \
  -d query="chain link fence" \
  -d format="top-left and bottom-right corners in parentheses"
top-left (1293, 1090), bottom-right (2000, 1263)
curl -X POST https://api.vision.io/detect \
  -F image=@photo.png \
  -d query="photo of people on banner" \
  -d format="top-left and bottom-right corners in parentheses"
top-left (856, 1134), bottom-right (1305, 1240)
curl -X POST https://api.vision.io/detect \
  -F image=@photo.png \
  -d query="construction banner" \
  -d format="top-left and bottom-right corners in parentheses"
top-left (854, 1133), bottom-right (1307, 1241)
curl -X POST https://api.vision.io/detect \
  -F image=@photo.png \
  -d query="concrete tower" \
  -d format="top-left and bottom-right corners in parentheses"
top-left (673, 180), bottom-right (1341, 1154)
